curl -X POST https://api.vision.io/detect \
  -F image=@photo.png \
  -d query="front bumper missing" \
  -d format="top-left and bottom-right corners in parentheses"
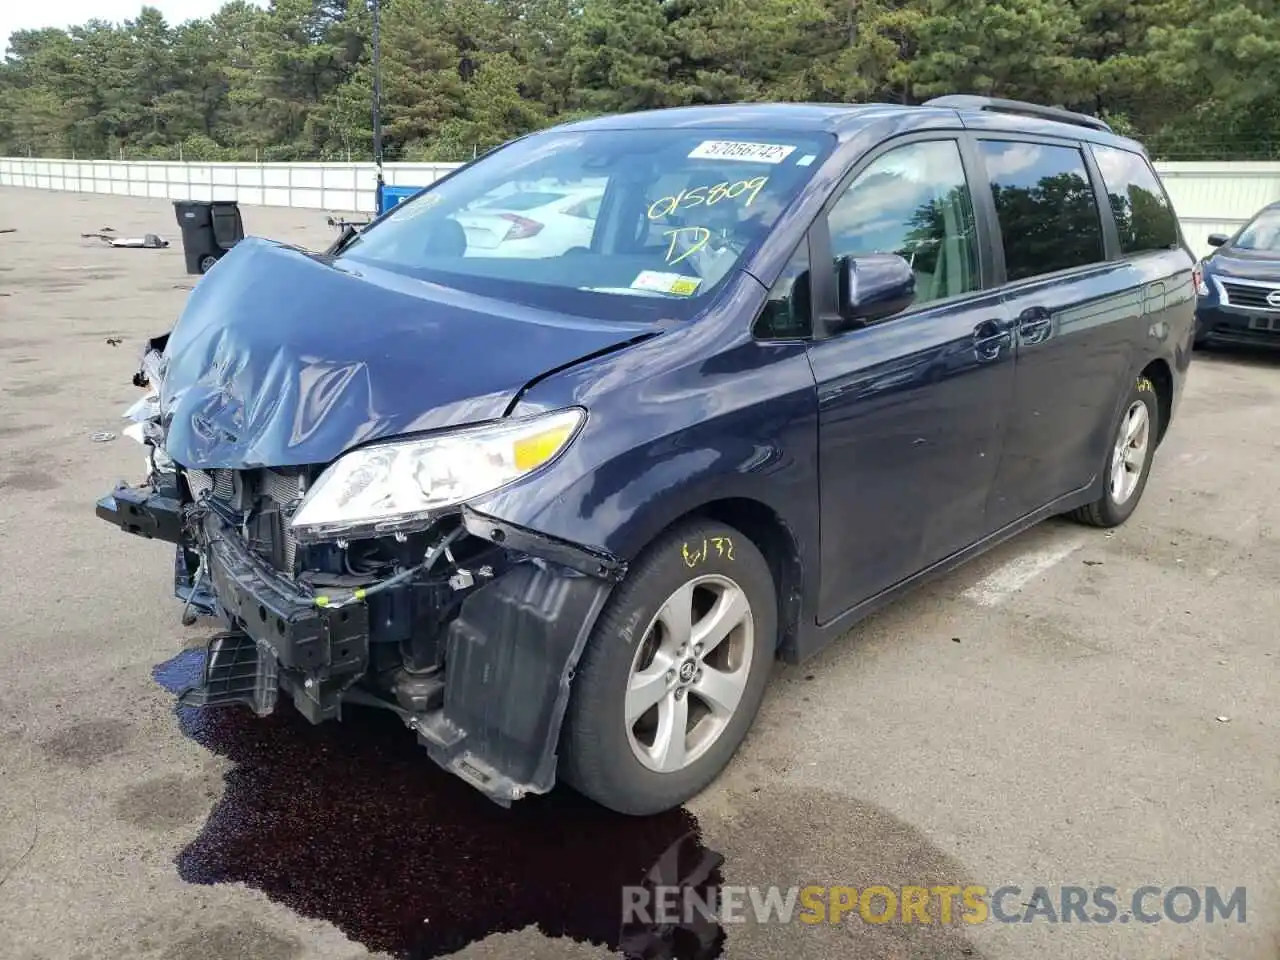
top-left (201, 509), bottom-right (372, 722)
top-left (96, 480), bottom-right (618, 806)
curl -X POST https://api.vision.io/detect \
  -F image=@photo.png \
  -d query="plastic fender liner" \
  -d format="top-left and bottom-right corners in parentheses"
top-left (412, 560), bottom-right (613, 803)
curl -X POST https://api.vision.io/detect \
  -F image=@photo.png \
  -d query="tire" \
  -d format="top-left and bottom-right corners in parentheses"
top-left (560, 519), bottom-right (776, 815)
top-left (198, 253), bottom-right (220, 274)
top-left (1069, 375), bottom-right (1160, 528)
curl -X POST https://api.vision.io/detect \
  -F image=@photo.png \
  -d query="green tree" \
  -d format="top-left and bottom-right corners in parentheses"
top-left (1141, 0), bottom-right (1280, 158)
top-left (799, 0), bottom-right (928, 104)
top-left (0, 29), bottom-right (83, 154)
top-left (668, 0), bottom-right (826, 103)
top-left (378, 0), bottom-right (470, 154)
top-left (909, 0), bottom-right (1090, 105)
top-left (244, 0), bottom-right (367, 156)
top-left (0, 0), bottom-right (1278, 161)
top-left (567, 0), bottom-right (692, 113)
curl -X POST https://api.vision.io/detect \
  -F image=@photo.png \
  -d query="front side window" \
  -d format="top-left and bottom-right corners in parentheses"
top-left (979, 140), bottom-right (1105, 282)
top-left (826, 139), bottom-right (980, 311)
top-left (1091, 144), bottom-right (1179, 255)
top-left (1232, 207), bottom-right (1280, 252)
top-left (341, 129), bottom-right (835, 320)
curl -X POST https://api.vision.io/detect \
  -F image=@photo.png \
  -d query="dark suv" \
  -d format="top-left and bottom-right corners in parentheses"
top-left (97, 95), bottom-right (1194, 816)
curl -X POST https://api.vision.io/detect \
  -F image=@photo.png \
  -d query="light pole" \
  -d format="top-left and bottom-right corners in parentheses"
top-left (371, 0), bottom-right (384, 213)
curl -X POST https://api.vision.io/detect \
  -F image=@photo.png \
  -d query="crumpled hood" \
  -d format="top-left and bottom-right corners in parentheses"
top-left (1206, 251), bottom-right (1280, 282)
top-left (160, 238), bottom-right (656, 469)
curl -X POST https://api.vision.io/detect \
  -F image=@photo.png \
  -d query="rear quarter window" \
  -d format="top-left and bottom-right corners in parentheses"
top-left (977, 140), bottom-right (1105, 282)
top-left (1091, 144), bottom-right (1180, 255)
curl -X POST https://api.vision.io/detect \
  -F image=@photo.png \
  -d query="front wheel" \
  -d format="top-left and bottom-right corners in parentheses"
top-left (1069, 375), bottom-right (1159, 528)
top-left (560, 519), bottom-right (776, 815)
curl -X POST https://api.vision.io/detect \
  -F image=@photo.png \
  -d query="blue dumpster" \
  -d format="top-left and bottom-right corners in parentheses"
top-left (378, 183), bottom-right (425, 215)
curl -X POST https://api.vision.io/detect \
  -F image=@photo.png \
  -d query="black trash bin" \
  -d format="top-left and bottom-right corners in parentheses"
top-left (173, 200), bottom-right (245, 275)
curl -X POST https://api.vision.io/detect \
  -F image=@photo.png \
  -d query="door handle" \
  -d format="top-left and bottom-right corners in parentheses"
top-left (1016, 306), bottom-right (1053, 344)
top-left (973, 320), bottom-right (1011, 362)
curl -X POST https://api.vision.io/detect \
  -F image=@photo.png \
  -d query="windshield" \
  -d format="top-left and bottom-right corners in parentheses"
top-left (1233, 208), bottom-right (1280, 252)
top-left (341, 128), bottom-right (834, 317)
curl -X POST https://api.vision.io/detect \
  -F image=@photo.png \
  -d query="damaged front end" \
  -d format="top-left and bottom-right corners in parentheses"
top-left (98, 339), bottom-right (623, 806)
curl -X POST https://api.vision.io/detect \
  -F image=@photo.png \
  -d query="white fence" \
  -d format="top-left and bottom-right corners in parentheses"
top-left (2, 156), bottom-right (1278, 255)
top-left (1153, 162), bottom-right (1280, 255)
top-left (0, 158), bottom-right (461, 214)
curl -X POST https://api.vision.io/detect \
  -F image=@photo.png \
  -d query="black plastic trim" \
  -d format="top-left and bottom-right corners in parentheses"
top-left (95, 484), bottom-right (183, 543)
top-left (462, 505), bottom-right (627, 581)
top-left (413, 560), bottom-right (614, 801)
top-left (201, 511), bottom-right (370, 679)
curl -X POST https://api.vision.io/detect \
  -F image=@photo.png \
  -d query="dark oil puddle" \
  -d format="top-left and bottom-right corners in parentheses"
top-left (153, 650), bottom-right (726, 960)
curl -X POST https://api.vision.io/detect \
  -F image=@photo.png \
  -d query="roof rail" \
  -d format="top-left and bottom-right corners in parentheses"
top-left (923, 95), bottom-right (1113, 134)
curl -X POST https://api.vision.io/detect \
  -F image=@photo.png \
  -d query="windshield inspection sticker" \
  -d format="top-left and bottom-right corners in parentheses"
top-left (688, 140), bottom-right (797, 164)
top-left (796, 154), bottom-right (816, 167)
top-left (631, 271), bottom-right (702, 296)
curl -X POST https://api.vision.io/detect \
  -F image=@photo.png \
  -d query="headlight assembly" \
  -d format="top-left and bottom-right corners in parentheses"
top-left (289, 407), bottom-right (585, 543)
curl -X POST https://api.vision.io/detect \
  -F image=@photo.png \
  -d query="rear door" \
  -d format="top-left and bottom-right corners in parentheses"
top-left (1089, 142), bottom-right (1195, 351)
top-left (803, 136), bottom-right (1016, 623)
top-left (977, 137), bottom-right (1149, 529)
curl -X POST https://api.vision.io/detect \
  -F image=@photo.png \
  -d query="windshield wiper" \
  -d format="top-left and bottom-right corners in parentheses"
top-left (325, 223), bottom-right (360, 257)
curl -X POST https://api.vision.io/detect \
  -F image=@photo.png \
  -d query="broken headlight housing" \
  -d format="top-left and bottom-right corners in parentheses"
top-left (289, 407), bottom-right (586, 543)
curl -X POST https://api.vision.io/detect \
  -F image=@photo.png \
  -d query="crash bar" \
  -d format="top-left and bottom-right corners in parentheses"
top-left (924, 95), bottom-right (1114, 134)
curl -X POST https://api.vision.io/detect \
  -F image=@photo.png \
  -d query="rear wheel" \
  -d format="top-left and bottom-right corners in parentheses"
top-left (198, 253), bottom-right (220, 274)
top-left (560, 519), bottom-right (776, 815)
top-left (1069, 375), bottom-right (1159, 528)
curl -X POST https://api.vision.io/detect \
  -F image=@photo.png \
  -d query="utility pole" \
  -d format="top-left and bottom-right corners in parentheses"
top-left (371, 0), bottom-right (384, 215)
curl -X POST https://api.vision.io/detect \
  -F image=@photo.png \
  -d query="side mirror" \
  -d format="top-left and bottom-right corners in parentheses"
top-left (835, 253), bottom-right (916, 326)
top-left (1206, 233), bottom-right (1229, 248)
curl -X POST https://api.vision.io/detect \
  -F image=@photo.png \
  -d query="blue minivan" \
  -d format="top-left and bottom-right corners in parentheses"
top-left (98, 96), bottom-right (1195, 815)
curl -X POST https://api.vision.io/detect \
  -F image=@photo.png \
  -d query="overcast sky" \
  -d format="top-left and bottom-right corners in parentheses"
top-left (3, 0), bottom-right (264, 54)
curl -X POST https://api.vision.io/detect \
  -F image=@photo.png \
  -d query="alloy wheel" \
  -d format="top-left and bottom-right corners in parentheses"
top-left (1110, 400), bottom-right (1150, 506)
top-left (625, 574), bottom-right (755, 774)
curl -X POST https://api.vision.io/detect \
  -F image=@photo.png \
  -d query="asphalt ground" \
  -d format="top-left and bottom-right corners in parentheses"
top-left (0, 188), bottom-right (1276, 960)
